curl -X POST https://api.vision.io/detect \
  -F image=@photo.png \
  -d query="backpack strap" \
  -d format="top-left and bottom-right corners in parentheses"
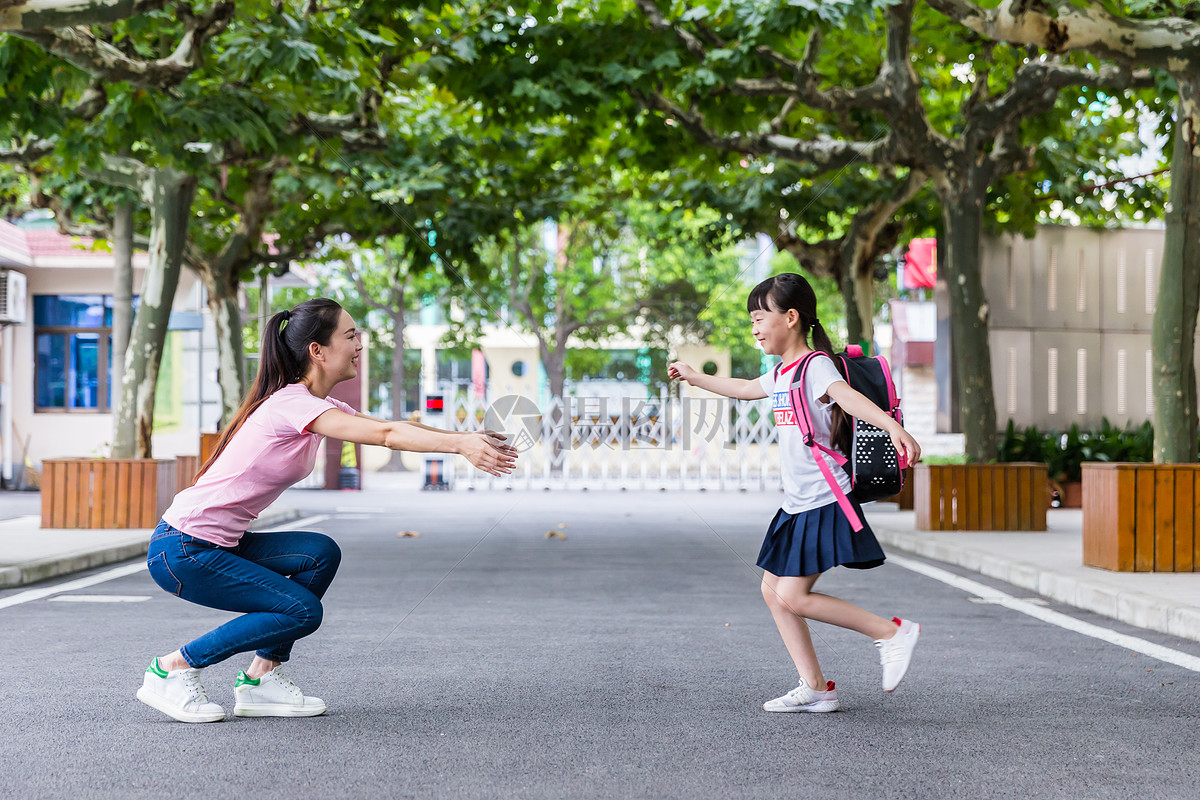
top-left (787, 352), bottom-right (864, 532)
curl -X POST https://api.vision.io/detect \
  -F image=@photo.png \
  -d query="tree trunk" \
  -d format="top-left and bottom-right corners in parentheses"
top-left (207, 286), bottom-right (245, 426)
top-left (540, 341), bottom-right (567, 474)
top-left (938, 175), bottom-right (998, 462)
top-left (1153, 85), bottom-right (1200, 463)
top-left (383, 283), bottom-right (411, 472)
top-left (853, 270), bottom-right (875, 349)
top-left (112, 168), bottom-right (196, 458)
top-left (840, 266), bottom-right (865, 349)
top-left (191, 167), bottom-right (273, 427)
top-left (110, 200), bottom-right (134, 410)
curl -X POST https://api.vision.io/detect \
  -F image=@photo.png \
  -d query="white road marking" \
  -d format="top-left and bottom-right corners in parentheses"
top-left (968, 596), bottom-right (1048, 606)
top-left (889, 554), bottom-right (1200, 673)
top-left (48, 594), bottom-right (150, 603)
top-left (256, 514), bottom-right (330, 532)
top-left (0, 563), bottom-right (147, 610)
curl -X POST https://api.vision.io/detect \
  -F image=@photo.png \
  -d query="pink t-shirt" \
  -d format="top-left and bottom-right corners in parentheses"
top-left (163, 383), bottom-right (355, 546)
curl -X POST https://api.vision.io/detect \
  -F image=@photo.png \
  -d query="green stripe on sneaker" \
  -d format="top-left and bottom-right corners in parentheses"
top-left (234, 671), bottom-right (260, 688)
top-left (147, 658), bottom-right (168, 679)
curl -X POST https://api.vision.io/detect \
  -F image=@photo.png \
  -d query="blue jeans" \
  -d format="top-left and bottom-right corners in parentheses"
top-left (146, 520), bottom-right (342, 669)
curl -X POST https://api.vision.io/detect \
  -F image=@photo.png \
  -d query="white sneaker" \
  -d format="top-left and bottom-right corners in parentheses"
top-left (876, 618), bottom-right (921, 692)
top-left (763, 678), bottom-right (840, 713)
top-left (233, 666), bottom-right (326, 717)
top-left (136, 658), bottom-right (225, 723)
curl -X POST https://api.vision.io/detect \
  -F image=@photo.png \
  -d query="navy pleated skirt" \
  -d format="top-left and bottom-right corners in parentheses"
top-left (756, 497), bottom-right (886, 577)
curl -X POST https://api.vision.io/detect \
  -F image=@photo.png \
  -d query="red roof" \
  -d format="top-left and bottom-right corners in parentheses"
top-left (23, 228), bottom-right (100, 256)
top-left (0, 220), bottom-right (112, 265)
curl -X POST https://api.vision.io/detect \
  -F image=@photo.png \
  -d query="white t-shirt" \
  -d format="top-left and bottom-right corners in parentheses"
top-left (759, 354), bottom-right (853, 514)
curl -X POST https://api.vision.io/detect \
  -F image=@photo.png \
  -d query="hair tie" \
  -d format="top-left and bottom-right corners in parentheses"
top-left (282, 309), bottom-right (291, 321)
top-left (812, 317), bottom-right (821, 326)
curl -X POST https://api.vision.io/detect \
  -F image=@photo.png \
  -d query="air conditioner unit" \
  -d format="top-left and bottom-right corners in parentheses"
top-left (0, 269), bottom-right (28, 324)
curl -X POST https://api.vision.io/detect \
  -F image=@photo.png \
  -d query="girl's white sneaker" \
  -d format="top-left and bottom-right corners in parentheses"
top-left (136, 658), bottom-right (225, 723)
top-left (763, 678), bottom-right (840, 713)
top-left (233, 666), bottom-right (326, 717)
top-left (876, 617), bottom-right (921, 692)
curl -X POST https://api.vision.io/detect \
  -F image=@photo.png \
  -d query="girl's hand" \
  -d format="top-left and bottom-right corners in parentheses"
top-left (667, 361), bottom-right (698, 384)
top-left (458, 432), bottom-right (518, 476)
top-left (889, 424), bottom-right (921, 468)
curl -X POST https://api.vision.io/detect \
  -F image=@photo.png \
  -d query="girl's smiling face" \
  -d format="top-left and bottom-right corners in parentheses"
top-left (750, 305), bottom-right (802, 356)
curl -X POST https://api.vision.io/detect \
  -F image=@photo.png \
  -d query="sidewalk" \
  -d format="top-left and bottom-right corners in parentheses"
top-left (865, 506), bottom-right (1200, 643)
top-left (2, 485), bottom-right (1199, 645)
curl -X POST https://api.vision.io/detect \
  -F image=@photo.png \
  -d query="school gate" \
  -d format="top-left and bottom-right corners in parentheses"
top-left (440, 386), bottom-right (783, 492)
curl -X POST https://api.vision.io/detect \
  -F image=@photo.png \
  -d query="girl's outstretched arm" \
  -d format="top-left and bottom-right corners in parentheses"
top-left (308, 409), bottom-right (517, 477)
top-left (825, 381), bottom-right (922, 466)
top-left (668, 361), bottom-right (768, 400)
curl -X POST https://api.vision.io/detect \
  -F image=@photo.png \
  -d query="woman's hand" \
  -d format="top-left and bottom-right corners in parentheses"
top-left (458, 431), bottom-right (518, 476)
top-left (667, 361), bottom-right (698, 384)
top-left (888, 424), bottom-right (922, 469)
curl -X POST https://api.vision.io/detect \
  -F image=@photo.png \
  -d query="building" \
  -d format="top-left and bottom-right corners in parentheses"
top-left (941, 225), bottom-right (1178, 432)
top-left (0, 218), bottom-right (221, 487)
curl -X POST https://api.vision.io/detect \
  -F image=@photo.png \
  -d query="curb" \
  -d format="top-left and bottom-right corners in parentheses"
top-left (0, 508), bottom-right (304, 590)
top-left (0, 539), bottom-right (149, 589)
top-left (874, 529), bottom-right (1200, 644)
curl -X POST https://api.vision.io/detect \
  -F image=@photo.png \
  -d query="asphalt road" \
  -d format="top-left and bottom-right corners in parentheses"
top-left (1, 490), bottom-right (1197, 799)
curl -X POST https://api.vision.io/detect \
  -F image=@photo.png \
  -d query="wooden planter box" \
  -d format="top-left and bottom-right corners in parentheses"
top-left (1083, 463), bottom-right (1199, 572)
top-left (41, 458), bottom-right (177, 529)
top-left (914, 463), bottom-right (1048, 531)
top-left (199, 432), bottom-right (221, 464)
top-left (175, 455), bottom-right (200, 494)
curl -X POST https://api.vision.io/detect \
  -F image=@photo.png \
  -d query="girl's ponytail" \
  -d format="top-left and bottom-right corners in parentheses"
top-left (195, 299), bottom-right (344, 480)
top-left (810, 319), bottom-right (836, 359)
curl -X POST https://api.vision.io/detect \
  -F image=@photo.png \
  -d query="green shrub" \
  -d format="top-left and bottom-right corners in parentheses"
top-left (997, 419), bottom-right (1155, 481)
top-left (921, 454), bottom-right (967, 465)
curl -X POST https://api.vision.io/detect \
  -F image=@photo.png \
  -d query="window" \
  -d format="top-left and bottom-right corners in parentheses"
top-left (34, 295), bottom-right (124, 412)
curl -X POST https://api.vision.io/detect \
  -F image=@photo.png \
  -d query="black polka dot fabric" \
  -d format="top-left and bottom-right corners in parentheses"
top-left (850, 421), bottom-right (904, 502)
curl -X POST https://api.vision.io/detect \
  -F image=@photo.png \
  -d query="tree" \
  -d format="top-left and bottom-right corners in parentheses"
top-left (926, 0), bottom-right (1199, 462)
top-left (654, 158), bottom-right (929, 346)
top-left (626, 0), bottom-right (1156, 460)
top-left (3, 1), bottom-right (424, 439)
top-left (1, 0), bottom-right (235, 455)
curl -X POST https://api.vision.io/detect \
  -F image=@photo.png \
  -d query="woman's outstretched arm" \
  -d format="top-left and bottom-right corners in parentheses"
top-left (352, 411), bottom-right (473, 436)
top-left (308, 410), bottom-right (517, 477)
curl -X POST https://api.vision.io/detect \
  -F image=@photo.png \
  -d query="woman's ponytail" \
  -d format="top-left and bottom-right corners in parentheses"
top-left (195, 299), bottom-right (343, 480)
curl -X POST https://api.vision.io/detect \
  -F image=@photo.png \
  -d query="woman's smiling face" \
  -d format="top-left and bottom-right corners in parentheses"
top-left (328, 310), bottom-right (362, 380)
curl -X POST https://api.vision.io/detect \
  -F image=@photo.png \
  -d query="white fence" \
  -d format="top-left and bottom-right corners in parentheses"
top-left (440, 384), bottom-right (784, 492)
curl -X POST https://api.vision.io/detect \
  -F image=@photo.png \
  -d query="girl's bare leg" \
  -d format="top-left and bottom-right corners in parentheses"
top-left (761, 572), bottom-right (899, 688)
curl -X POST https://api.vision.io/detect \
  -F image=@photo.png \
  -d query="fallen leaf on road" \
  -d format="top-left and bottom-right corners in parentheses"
top-left (397, 531), bottom-right (421, 538)
top-left (545, 530), bottom-right (567, 540)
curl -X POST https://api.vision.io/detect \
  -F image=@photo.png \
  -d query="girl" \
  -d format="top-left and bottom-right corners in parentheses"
top-left (668, 273), bottom-right (922, 713)
top-left (138, 298), bottom-right (517, 723)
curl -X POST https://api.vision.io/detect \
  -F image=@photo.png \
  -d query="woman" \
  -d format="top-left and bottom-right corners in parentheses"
top-left (137, 298), bottom-right (516, 723)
